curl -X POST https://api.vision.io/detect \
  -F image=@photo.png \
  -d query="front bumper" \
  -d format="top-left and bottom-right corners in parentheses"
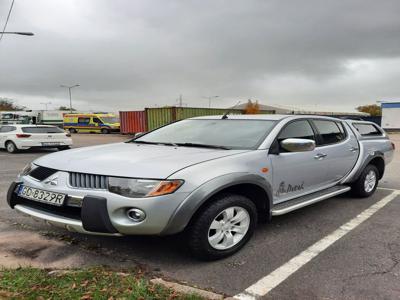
top-left (7, 172), bottom-right (190, 236)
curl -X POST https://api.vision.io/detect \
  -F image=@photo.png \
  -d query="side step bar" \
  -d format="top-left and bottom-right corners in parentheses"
top-left (271, 185), bottom-right (351, 216)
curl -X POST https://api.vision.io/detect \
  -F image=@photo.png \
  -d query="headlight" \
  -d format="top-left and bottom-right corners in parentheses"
top-left (108, 177), bottom-right (184, 198)
top-left (19, 163), bottom-right (35, 177)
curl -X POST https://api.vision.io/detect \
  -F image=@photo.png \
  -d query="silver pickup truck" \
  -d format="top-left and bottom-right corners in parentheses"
top-left (7, 115), bottom-right (394, 260)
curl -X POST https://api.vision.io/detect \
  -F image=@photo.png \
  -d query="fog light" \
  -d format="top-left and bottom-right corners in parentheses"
top-left (126, 208), bottom-right (146, 222)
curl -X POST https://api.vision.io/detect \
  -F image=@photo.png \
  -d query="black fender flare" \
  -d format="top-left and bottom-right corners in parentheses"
top-left (161, 173), bottom-right (272, 235)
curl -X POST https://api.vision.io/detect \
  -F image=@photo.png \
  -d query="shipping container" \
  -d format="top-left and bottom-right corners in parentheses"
top-left (119, 111), bottom-right (147, 134)
top-left (120, 107), bottom-right (276, 132)
top-left (145, 107), bottom-right (247, 130)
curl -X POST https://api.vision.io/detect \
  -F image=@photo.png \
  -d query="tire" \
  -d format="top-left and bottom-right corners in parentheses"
top-left (187, 193), bottom-right (257, 260)
top-left (5, 141), bottom-right (18, 153)
top-left (69, 128), bottom-right (77, 133)
top-left (351, 164), bottom-right (379, 198)
top-left (101, 128), bottom-right (110, 134)
top-left (58, 146), bottom-right (71, 151)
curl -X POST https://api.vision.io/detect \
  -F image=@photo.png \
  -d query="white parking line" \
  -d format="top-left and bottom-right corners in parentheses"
top-left (234, 190), bottom-right (400, 300)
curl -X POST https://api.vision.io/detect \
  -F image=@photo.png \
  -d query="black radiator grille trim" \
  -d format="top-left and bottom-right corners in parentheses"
top-left (29, 166), bottom-right (58, 181)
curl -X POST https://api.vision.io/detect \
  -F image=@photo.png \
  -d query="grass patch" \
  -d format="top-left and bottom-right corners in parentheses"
top-left (0, 267), bottom-right (203, 300)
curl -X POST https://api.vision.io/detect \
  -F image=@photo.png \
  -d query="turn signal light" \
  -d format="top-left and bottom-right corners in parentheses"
top-left (147, 180), bottom-right (183, 197)
top-left (16, 134), bottom-right (31, 138)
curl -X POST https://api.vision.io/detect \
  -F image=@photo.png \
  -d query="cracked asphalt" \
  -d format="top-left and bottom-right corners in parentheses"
top-left (0, 133), bottom-right (399, 299)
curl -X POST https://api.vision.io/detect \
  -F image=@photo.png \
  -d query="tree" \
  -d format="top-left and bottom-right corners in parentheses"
top-left (356, 104), bottom-right (381, 116)
top-left (0, 98), bottom-right (25, 111)
top-left (58, 106), bottom-right (76, 111)
top-left (244, 99), bottom-right (260, 114)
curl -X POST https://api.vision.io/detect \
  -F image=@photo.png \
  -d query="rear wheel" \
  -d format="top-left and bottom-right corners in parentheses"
top-left (187, 193), bottom-right (257, 260)
top-left (101, 128), bottom-right (110, 134)
top-left (68, 128), bottom-right (77, 133)
top-left (6, 141), bottom-right (18, 153)
top-left (351, 164), bottom-right (379, 197)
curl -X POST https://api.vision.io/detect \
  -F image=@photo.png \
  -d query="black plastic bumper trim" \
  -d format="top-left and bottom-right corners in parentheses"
top-left (7, 182), bottom-right (20, 208)
top-left (81, 196), bottom-right (118, 233)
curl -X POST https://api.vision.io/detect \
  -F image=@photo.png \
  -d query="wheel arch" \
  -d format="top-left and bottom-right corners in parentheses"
top-left (161, 173), bottom-right (273, 235)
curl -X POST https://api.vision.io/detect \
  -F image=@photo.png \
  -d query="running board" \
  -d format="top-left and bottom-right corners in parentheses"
top-left (271, 185), bottom-right (351, 216)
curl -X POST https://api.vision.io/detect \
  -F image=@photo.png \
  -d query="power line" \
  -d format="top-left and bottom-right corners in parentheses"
top-left (0, 0), bottom-right (15, 43)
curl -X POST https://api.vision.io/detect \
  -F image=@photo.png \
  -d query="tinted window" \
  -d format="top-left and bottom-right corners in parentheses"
top-left (0, 126), bottom-right (16, 133)
top-left (278, 120), bottom-right (315, 142)
top-left (313, 120), bottom-right (345, 145)
top-left (134, 119), bottom-right (276, 150)
top-left (22, 127), bottom-right (64, 133)
top-left (78, 117), bottom-right (90, 123)
top-left (353, 123), bottom-right (382, 136)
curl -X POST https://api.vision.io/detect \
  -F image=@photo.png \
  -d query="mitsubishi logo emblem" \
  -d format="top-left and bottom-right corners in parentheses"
top-left (44, 176), bottom-right (58, 186)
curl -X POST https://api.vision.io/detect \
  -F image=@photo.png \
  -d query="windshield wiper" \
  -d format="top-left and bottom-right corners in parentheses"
top-left (175, 143), bottom-right (231, 150)
top-left (132, 140), bottom-right (178, 147)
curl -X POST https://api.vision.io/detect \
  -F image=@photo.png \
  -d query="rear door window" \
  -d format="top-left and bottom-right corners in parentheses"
top-left (353, 123), bottom-right (382, 136)
top-left (78, 117), bottom-right (90, 124)
top-left (22, 127), bottom-right (64, 133)
top-left (313, 120), bottom-right (346, 145)
top-left (0, 126), bottom-right (16, 133)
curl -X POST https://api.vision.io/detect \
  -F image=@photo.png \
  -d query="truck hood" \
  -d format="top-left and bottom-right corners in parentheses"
top-left (34, 142), bottom-right (248, 178)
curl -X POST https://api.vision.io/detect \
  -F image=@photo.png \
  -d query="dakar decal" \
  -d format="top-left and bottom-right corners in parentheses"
top-left (276, 181), bottom-right (304, 197)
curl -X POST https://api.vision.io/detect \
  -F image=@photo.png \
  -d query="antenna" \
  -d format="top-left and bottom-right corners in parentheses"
top-left (222, 101), bottom-right (241, 119)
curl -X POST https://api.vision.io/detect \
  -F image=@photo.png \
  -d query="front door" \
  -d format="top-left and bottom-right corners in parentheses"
top-left (270, 119), bottom-right (330, 203)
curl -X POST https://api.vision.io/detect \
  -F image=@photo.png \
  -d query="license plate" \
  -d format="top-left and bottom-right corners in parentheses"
top-left (18, 185), bottom-right (66, 206)
top-left (41, 142), bottom-right (60, 146)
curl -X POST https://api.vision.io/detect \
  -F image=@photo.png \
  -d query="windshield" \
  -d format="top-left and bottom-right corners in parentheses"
top-left (134, 119), bottom-right (276, 149)
top-left (100, 117), bottom-right (119, 123)
top-left (22, 126), bottom-right (64, 133)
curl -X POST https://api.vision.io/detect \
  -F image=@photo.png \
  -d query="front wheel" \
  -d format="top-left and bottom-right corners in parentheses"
top-left (187, 194), bottom-right (257, 260)
top-left (101, 128), bottom-right (110, 134)
top-left (351, 164), bottom-right (379, 197)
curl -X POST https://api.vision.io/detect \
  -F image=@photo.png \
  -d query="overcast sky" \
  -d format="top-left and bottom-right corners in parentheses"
top-left (0, 0), bottom-right (400, 112)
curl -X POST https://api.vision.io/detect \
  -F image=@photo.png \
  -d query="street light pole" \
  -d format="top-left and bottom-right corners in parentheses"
top-left (60, 84), bottom-right (80, 113)
top-left (40, 101), bottom-right (51, 110)
top-left (203, 95), bottom-right (219, 108)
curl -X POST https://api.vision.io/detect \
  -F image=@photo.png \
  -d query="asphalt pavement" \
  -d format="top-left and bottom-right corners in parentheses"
top-left (0, 133), bottom-right (399, 299)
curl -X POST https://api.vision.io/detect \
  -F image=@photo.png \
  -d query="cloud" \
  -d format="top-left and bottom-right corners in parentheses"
top-left (0, 0), bottom-right (400, 112)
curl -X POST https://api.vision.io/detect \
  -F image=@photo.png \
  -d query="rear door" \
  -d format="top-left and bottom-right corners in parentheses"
top-left (310, 119), bottom-right (359, 184)
top-left (270, 119), bottom-right (330, 203)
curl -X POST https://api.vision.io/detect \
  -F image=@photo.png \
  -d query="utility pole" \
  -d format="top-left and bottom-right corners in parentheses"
top-left (60, 84), bottom-right (80, 113)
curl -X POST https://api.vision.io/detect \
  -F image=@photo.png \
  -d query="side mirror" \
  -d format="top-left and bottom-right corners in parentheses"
top-left (134, 132), bottom-right (145, 138)
top-left (281, 138), bottom-right (316, 152)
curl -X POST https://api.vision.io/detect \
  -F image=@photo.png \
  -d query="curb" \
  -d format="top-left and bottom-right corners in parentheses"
top-left (151, 278), bottom-right (226, 300)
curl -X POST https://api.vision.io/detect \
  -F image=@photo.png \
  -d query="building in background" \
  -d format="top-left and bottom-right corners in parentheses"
top-left (381, 102), bottom-right (400, 130)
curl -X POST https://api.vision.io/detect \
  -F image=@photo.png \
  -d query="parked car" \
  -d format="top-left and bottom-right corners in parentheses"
top-left (7, 115), bottom-right (394, 259)
top-left (63, 113), bottom-right (120, 134)
top-left (0, 124), bottom-right (72, 153)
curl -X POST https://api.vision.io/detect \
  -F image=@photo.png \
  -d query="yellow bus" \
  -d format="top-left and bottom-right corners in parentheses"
top-left (63, 113), bottom-right (120, 134)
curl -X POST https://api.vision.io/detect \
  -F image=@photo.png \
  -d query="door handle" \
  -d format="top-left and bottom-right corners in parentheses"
top-left (314, 153), bottom-right (327, 160)
top-left (349, 147), bottom-right (359, 153)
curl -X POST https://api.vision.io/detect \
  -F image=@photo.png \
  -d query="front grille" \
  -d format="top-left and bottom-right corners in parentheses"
top-left (69, 172), bottom-right (108, 189)
top-left (29, 166), bottom-right (58, 181)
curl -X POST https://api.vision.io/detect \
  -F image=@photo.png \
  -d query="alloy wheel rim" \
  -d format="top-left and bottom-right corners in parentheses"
top-left (208, 206), bottom-right (250, 250)
top-left (7, 143), bottom-right (14, 152)
top-left (364, 170), bottom-right (377, 193)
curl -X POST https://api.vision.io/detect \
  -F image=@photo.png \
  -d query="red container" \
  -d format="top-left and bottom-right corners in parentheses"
top-left (119, 111), bottom-right (147, 134)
